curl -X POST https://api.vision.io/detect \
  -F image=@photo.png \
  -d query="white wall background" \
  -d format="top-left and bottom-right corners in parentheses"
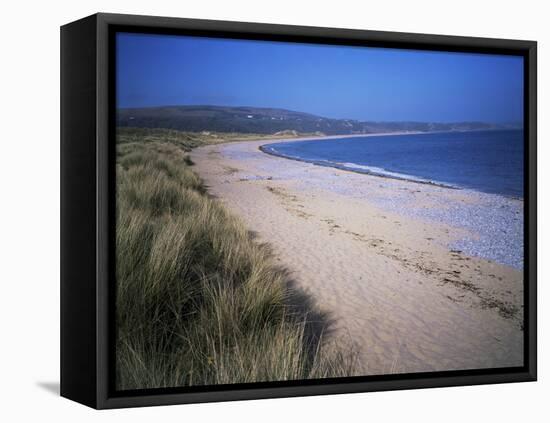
top-left (1, 0), bottom-right (546, 421)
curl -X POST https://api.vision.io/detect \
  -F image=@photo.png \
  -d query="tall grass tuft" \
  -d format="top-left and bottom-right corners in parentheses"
top-left (116, 131), bottom-right (357, 390)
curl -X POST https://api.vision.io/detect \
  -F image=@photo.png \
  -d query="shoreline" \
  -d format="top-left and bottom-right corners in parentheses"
top-left (237, 129), bottom-right (428, 147)
top-left (259, 144), bottom-right (460, 191)
top-left (201, 136), bottom-right (524, 269)
top-left (191, 138), bottom-right (524, 375)
top-left (257, 131), bottom-right (523, 201)
top-left (234, 126), bottom-right (515, 146)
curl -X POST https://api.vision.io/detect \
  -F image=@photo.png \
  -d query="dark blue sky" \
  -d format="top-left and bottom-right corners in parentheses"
top-left (116, 33), bottom-right (524, 123)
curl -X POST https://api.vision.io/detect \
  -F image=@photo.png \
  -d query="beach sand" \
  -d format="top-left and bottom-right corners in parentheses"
top-left (191, 135), bottom-right (524, 375)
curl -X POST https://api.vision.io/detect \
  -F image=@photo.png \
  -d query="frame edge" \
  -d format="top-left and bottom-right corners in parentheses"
top-left (87, 12), bottom-right (538, 409)
top-left (60, 13), bottom-right (99, 409)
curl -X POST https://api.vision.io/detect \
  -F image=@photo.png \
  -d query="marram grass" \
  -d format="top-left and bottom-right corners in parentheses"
top-left (116, 129), bottom-right (357, 389)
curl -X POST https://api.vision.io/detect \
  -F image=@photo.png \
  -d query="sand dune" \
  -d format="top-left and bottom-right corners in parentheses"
top-left (191, 137), bottom-right (523, 375)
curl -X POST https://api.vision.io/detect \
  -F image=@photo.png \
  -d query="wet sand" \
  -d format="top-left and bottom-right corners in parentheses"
top-left (191, 136), bottom-right (524, 375)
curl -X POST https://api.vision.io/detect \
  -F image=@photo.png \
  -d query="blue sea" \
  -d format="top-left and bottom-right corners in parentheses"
top-left (262, 129), bottom-right (524, 198)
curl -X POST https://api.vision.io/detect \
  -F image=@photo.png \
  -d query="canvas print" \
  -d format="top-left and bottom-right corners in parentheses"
top-left (114, 32), bottom-right (524, 391)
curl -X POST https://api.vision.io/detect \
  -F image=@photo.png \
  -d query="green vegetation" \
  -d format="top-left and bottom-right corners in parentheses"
top-left (116, 129), bottom-right (356, 389)
top-left (116, 126), bottom-right (314, 151)
top-left (117, 105), bottom-right (513, 136)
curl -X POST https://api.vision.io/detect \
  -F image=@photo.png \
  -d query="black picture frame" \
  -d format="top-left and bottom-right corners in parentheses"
top-left (60, 12), bottom-right (537, 409)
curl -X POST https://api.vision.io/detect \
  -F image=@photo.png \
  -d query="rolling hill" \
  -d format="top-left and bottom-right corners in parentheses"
top-left (117, 105), bottom-right (520, 136)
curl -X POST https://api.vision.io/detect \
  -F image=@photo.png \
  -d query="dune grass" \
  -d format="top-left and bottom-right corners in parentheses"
top-left (116, 127), bottom-right (304, 150)
top-left (115, 130), bottom-right (357, 390)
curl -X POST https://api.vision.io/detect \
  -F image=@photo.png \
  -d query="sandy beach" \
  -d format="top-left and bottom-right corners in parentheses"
top-left (191, 135), bottom-right (524, 375)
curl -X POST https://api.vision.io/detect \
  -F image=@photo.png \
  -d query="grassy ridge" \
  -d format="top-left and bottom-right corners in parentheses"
top-left (117, 105), bottom-right (514, 135)
top-left (116, 127), bottom-right (312, 150)
top-left (116, 129), bottom-right (356, 389)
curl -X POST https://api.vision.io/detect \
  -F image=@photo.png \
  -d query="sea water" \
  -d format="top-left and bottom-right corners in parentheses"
top-left (262, 130), bottom-right (524, 198)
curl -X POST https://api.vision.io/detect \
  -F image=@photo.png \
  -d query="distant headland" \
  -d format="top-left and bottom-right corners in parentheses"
top-left (117, 105), bottom-right (522, 136)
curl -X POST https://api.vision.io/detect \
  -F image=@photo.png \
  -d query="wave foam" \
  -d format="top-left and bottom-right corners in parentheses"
top-left (260, 144), bottom-right (459, 189)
